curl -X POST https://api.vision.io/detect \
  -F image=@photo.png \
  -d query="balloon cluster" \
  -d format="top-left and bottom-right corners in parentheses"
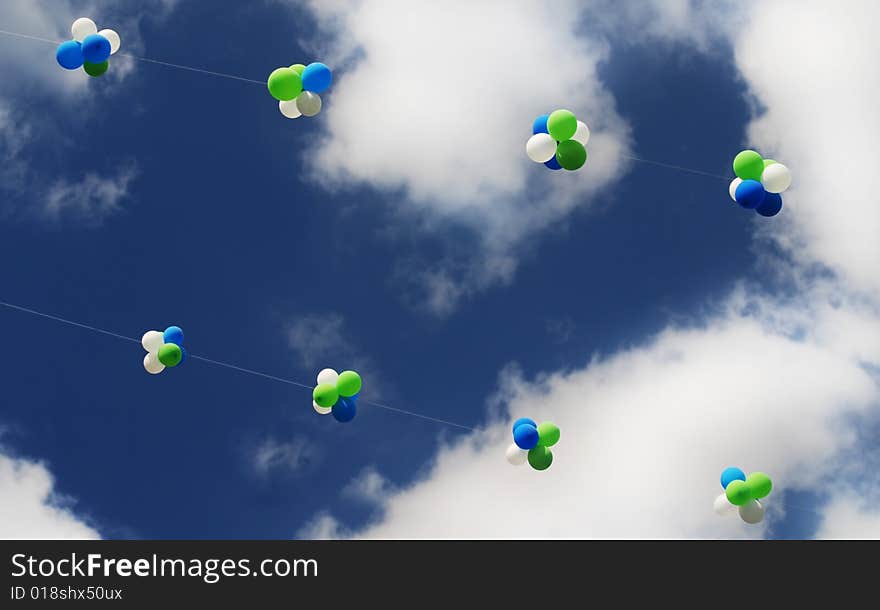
top-left (141, 326), bottom-right (186, 375)
top-left (505, 418), bottom-right (560, 471)
top-left (728, 150), bottom-right (792, 217)
top-left (55, 17), bottom-right (121, 78)
top-left (713, 466), bottom-right (773, 524)
top-left (312, 368), bottom-right (361, 423)
top-left (526, 110), bottom-right (590, 171)
top-left (267, 62), bottom-right (333, 120)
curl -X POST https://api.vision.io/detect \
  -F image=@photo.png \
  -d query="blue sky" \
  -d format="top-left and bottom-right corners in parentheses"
top-left (1, 1), bottom-right (878, 540)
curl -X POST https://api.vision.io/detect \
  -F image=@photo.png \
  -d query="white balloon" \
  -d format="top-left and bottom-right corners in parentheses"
top-left (761, 163), bottom-right (792, 194)
top-left (316, 368), bottom-right (339, 386)
top-left (729, 178), bottom-right (742, 202)
top-left (143, 353), bottom-right (165, 375)
top-left (295, 92), bottom-right (322, 117)
top-left (279, 99), bottom-right (302, 119)
top-left (98, 29), bottom-right (121, 55)
top-left (526, 133), bottom-right (557, 163)
top-left (713, 492), bottom-right (736, 516)
top-left (71, 17), bottom-right (97, 42)
top-left (141, 330), bottom-right (164, 354)
top-left (738, 499), bottom-right (765, 524)
top-left (505, 443), bottom-right (528, 466)
top-left (572, 121), bottom-right (591, 146)
top-left (313, 400), bottom-right (332, 415)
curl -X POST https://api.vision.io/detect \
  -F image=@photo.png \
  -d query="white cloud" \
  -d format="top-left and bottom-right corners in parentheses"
top-left (42, 164), bottom-right (139, 224)
top-left (817, 496), bottom-right (880, 539)
top-left (253, 437), bottom-right (318, 475)
top-left (0, 452), bottom-right (100, 539)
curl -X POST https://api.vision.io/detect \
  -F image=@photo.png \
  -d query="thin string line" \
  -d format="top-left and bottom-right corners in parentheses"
top-left (0, 299), bottom-right (474, 431)
top-left (0, 28), bottom-right (266, 85)
top-left (621, 154), bottom-right (731, 181)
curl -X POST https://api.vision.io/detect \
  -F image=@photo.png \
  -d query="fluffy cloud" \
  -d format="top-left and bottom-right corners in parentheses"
top-left (0, 452), bottom-right (100, 539)
top-left (817, 497), bottom-right (880, 539)
top-left (253, 436), bottom-right (319, 475)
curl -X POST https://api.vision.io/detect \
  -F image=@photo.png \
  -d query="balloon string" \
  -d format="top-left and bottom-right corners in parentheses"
top-left (621, 154), bottom-right (731, 181)
top-left (0, 29), bottom-right (266, 86)
top-left (0, 299), bottom-right (475, 432)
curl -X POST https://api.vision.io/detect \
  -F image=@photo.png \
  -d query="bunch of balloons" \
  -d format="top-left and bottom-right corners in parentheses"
top-left (505, 418), bottom-right (560, 471)
top-left (728, 150), bottom-right (792, 217)
top-left (267, 62), bottom-right (333, 120)
top-left (526, 110), bottom-right (590, 171)
top-left (713, 466), bottom-right (773, 524)
top-left (141, 326), bottom-right (186, 375)
top-left (312, 368), bottom-right (361, 423)
top-left (55, 17), bottom-right (121, 78)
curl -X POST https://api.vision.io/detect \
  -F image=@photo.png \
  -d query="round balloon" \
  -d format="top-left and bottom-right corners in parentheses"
top-left (98, 29), bottom-right (121, 55)
top-left (512, 418), bottom-right (537, 434)
top-left (505, 443), bottom-right (528, 466)
top-left (163, 326), bottom-right (184, 346)
top-left (720, 466), bottom-right (746, 489)
top-left (761, 163), bottom-right (791, 193)
top-left (301, 62), bottom-right (332, 93)
top-left (267, 67), bottom-right (302, 101)
top-left (279, 99), bottom-right (302, 119)
top-left (513, 424), bottom-right (539, 450)
top-left (141, 330), bottom-right (164, 354)
top-left (532, 114), bottom-right (549, 135)
top-left (746, 472), bottom-right (772, 499)
top-left (290, 63), bottom-right (306, 76)
top-left (71, 17), bottom-right (97, 42)
top-left (313, 383), bottom-right (339, 408)
top-left (733, 150), bottom-right (764, 181)
top-left (295, 91), bottom-right (322, 117)
top-left (536, 422), bottom-right (560, 447)
top-left (572, 121), bottom-right (590, 146)
top-left (331, 396), bottom-right (356, 423)
top-left (738, 499), bottom-right (764, 524)
top-left (316, 368), bottom-right (339, 386)
top-left (725, 479), bottom-right (751, 506)
top-left (336, 370), bottom-right (362, 397)
top-left (81, 34), bottom-right (111, 64)
top-left (755, 192), bottom-right (783, 217)
top-left (526, 133), bottom-right (557, 163)
top-left (83, 61), bottom-right (108, 77)
top-left (547, 109), bottom-right (577, 141)
top-left (734, 179), bottom-right (766, 209)
top-left (556, 140), bottom-right (587, 170)
top-left (157, 343), bottom-right (182, 367)
top-left (544, 156), bottom-right (562, 170)
top-left (143, 352), bottom-right (165, 375)
top-left (763, 159), bottom-right (776, 168)
top-left (528, 446), bottom-right (553, 471)
top-left (56, 41), bottom-right (84, 70)
top-left (313, 400), bottom-right (332, 415)
top-left (713, 492), bottom-right (736, 516)
top-left (728, 178), bottom-right (742, 202)
top-left (177, 346), bottom-right (187, 365)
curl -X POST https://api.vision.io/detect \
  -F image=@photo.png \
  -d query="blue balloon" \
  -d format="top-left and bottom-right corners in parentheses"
top-left (302, 62), bottom-right (332, 93)
top-left (513, 424), bottom-right (539, 450)
top-left (163, 326), bottom-right (185, 346)
top-left (544, 156), bottom-right (562, 170)
top-left (720, 467), bottom-right (746, 489)
top-left (56, 41), bottom-right (84, 70)
top-left (755, 192), bottom-right (783, 217)
top-left (734, 179), bottom-right (766, 209)
top-left (532, 114), bottom-right (549, 135)
top-left (81, 34), bottom-right (111, 64)
top-left (178, 346), bottom-right (187, 365)
top-left (512, 417), bottom-right (537, 434)
top-left (332, 396), bottom-right (357, 423)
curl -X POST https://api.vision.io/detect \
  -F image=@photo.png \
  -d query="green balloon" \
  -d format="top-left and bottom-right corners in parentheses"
top-left (547, 109), bottom-right (578, 141)
top-left (746, 472), bottom-right (772, 499)
top-left (528, 446), bottom-right (553, 471)
top-left (733, 150), bottom-right (764, 181)
top-left (763, 159), bottom-right (776, 168)
top-left (556, 140), bottom-right (587, 170)
top-left (313, 383), bottom-right (339, 408)
top-left (336, 370), bottom-right (362, 397)
top-left (290, 63), bottom-right (306, 76)
top-left (83, 61), bottom-right (108, 77)
top-left (725, 479), bottom-right (751, 506)
top-left (267, 67), bottom-right (302, 101)
top-left (536, 422), bottom-right (560, 447)
top-left (157, 343), bottom-right (182, 367)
